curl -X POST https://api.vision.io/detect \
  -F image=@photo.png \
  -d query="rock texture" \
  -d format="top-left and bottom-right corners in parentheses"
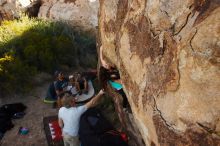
top-left (98, 0), bottom-right (220, 145)
top-left (38, 0), bottom-right (99, 31)
top-left (0, 0), bottom-right (20, 23)
top-left (0, 0), bottom-right (33, 23)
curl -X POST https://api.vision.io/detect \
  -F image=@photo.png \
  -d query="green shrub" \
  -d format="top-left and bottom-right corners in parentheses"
top-left (0, 16), bottom-right (97, 96)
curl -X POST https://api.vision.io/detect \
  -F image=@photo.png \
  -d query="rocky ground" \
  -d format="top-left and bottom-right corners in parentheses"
top-left (0, 81), bottom-right (57, 146)
top-left (0, 73), bottom-right (122, 146)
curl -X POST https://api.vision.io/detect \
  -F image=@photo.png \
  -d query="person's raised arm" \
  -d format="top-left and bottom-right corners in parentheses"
top-left (100, 46), bottom-right (110, 69)
top-left (85, 89), bottom-right (105, 109)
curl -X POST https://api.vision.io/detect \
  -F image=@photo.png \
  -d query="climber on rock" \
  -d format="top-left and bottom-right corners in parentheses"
top-left (99, 46), bottom-right (128, 109)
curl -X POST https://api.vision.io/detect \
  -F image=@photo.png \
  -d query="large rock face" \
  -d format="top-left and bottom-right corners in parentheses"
top-left (98, 0), bottom-right (220, 145)
top-left (0, 0), bottom-right (22, 23)
top-left (0, 0), bottom-right (99, 32)
top-left (38, 0), bottom-right (99, 31)
top-left (0, 0), bottom-right (35, 23)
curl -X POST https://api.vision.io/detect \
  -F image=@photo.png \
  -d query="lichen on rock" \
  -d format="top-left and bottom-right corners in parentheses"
top-left (98, 0), bottom-right (220, 145)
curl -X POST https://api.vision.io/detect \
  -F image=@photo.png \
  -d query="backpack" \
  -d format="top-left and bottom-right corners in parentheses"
top-left (100, 130), bottom-right (128, 146)
top-left (0, 103), bottom-right (27, 117)
top-left (0, 103), bottom-right (26, 139)
top-left (79, 108), bottom-right (128, 146)
top-left (46, 81), bottom-right (57, 100)
top-left (0, 108), bottom-right (14, 135)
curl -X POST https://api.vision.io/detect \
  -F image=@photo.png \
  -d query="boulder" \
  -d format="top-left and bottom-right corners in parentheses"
top-left (0, 0), bottom-right (33, 23)
top-left (98, 0), bottom-right (220, 145)
top-left (38, 0), bottom-right (99, 32)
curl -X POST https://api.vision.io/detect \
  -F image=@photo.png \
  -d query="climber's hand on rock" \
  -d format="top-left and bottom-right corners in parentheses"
top-left (98, 89), bottom-right (105, 95)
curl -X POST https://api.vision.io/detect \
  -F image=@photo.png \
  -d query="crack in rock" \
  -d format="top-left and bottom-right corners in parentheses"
top-left (152, 94), bottom-right (177, 132)
top-left (174, 12), bottom-right (192, 36)
top-left (197, 122), bottom-right (217, 135)
top-left (189, 28), bottom-right (197, 52)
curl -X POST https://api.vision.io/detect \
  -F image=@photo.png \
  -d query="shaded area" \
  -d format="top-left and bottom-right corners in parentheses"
top-left (0, 17), bottom-right (97, 96)
top-left (194, 0), bottom-right (220, 25)
top-left (105, 84), bottom-right (145, 146)
top-left (0, 82), bottom-right (58, 146)
top-left (98, 65), bottom-right (145, 146)
top-left (25, 0), bottom-right (42, 18)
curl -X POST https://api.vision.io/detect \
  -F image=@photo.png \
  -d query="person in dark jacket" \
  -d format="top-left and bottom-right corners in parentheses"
top-left (45, 71), bottom-right (68, 107)
top-left (74, 72), bottom-right (89, 95)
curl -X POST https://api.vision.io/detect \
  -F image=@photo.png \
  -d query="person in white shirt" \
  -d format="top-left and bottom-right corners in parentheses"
top-left (66, 75), bottom-right (78, 96)
top-left (58, 89), bottom-right (105, 146)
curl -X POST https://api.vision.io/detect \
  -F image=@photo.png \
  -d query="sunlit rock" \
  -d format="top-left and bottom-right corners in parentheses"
top-left (38, 0), bottom-right (99, 31)
top-left (98, 0), bottom-right (220, 145)
top-left (0, 0), bottom-right (33, 22)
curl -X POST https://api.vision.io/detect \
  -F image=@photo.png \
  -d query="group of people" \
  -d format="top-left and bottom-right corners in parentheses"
top-left (46, 71), bottom-right (94, 107)
top-left (46, 70), bottom-right (105, 146)
top-left (45, 45), bottom-right (129, 146)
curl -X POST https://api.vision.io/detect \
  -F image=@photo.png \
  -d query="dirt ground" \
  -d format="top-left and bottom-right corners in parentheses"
top-left (0, 81), bottom-right (57, 146)
top-left (0, 73), bottom-right (124, 146)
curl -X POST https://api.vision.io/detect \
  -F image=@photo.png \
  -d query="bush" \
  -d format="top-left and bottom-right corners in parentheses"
top-left (0, 16), bottom-right (97, 96)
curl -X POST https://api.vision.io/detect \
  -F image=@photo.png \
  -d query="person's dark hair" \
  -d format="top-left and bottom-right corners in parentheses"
top-left (61, 93), bottom-right (74, 108)
top-left (54, 70), bottom-right (63, 78)
top-left (107, 68), bottom-right (120, 80)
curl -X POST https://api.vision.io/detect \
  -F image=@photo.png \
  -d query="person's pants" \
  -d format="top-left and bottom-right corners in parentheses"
top-left (63, 133), bottom-right (80, 146)
top-left (118, 89), bottom-right (128, 108)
